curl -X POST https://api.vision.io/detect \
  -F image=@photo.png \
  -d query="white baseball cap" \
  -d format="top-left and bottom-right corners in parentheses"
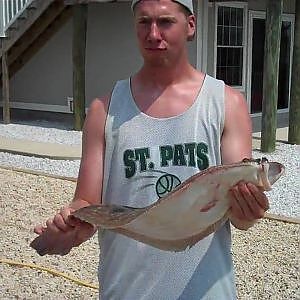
top-left (131, 0), bottom-right (194, 14)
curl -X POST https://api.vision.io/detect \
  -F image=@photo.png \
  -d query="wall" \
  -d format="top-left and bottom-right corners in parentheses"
top-left (3, 1), bottom-right (197, 112)
top-left (248, 0), bottom-right (295, 13)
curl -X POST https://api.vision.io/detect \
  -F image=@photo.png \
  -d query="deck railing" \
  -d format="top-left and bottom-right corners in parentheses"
top-left (0, 0), bottom-right (34, 37)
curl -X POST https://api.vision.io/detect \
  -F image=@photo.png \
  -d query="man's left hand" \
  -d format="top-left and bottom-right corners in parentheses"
top-left (228, 181), bottom-right (269, 230)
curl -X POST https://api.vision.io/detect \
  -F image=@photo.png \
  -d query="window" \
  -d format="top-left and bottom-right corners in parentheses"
top-left (216, 5), bottom-right (245, 87)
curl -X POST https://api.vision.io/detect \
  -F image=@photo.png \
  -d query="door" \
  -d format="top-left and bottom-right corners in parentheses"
top-left (247, 12), bottom-right (294, 114)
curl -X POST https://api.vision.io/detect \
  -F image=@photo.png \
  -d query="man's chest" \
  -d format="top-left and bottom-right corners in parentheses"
top-left (134, 85), bottom-right (201, 118)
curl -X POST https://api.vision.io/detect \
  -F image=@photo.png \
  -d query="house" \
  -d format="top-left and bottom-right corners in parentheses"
top-left (0, 0), bottom-right (297, 132)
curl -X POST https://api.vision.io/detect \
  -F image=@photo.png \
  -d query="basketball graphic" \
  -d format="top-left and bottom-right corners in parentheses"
top-left (156, 174), bottom-right (181, 198)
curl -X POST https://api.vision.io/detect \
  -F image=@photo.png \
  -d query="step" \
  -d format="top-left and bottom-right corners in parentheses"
top-left (0, 136), bottom-right (81, 160)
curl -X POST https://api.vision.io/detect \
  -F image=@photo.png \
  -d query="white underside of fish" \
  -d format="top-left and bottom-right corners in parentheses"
top-left (72, 159), bottom-right (284, 252)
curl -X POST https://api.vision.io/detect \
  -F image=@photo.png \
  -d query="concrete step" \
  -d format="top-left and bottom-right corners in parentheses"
top-left (0, 136), bottom-right (81, 160)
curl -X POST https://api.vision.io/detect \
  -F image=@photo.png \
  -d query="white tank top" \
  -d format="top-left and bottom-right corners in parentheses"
top-left (99, 75), bottom-right (236, 300)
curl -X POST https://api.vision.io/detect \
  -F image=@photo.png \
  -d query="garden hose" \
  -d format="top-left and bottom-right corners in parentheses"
top-left (0, 258), bottom-right (99, 290)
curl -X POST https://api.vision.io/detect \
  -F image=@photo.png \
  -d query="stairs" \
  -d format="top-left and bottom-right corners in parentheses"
top-left (0, 0), bottom-right (72, 79)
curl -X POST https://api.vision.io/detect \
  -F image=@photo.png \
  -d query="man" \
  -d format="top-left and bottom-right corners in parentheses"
top-left (32, 0), bottom-right (269, 299)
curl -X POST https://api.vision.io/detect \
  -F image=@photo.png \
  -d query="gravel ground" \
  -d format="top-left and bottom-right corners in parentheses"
top-left (0, 168), bottom-right (298, 299)
top-left (0, 168), bottom-right (98, 300)
top-left (0, 122), bottom-right (82, 145)
top-left (252, 143), bottom-right (300, 218)
top-left (0, 152), bottom-right (81, 178)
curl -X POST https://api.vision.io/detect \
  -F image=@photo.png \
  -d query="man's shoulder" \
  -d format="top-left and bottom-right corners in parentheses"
top-left (90, 78), bottom-right (129, 108)
top-left (224, 84), bottom-right (246, 106)
top-left (88, 94), bottom-right (111, 116)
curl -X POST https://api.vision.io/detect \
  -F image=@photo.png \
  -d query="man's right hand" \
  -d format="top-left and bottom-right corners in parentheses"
top-left (30, 207), bottom-right (96, 256)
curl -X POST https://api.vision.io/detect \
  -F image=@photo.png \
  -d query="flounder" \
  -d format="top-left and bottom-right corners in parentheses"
top-left (72, 158), bottom-right (284, 252)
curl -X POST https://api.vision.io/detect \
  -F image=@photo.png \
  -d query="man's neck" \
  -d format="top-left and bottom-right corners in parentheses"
top-left (137, 60), bottom-right (196, 88)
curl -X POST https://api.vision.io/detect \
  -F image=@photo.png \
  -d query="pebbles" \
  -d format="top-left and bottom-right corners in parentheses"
top-left (253, 143), bottom-right (300, 218)
top-left (232, 219), bottom-right (300, 300)
top-left (0, 168), bottom-right (98, 300)
top-left (0, 151), bottom-right (80, 178)
top-left (0, 122), bottom-right (82, 145)
top-left (0, 168), bottom-right (299, 299)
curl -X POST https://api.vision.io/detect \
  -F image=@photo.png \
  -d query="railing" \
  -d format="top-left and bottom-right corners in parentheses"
top-left (0, 0), bottom-right (35, 37)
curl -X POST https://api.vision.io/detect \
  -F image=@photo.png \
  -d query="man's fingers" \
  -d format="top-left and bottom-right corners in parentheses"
top-left (228, 190), bottom-right (244, 220)
top-left (33, 225), bottom-right (46, 235)
top-left (238, 182), bottom-right (265, 219)
top-left (60, 207), bottom-right (81, 227)
top-left (53, 213), bottom-right (74, 232)
top-left (230, 181), bottom-right (269, 222)
top-left (230, 184), bottom-right (253, 221)
top-left (46, 218), bottom-right (62, 233)
top-left (247, 183), bottom-right (269, 211)
top-left (44, 207), bottom-right (78, 233)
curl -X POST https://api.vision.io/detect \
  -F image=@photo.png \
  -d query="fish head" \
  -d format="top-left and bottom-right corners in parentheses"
top-left (243, 157), bottom-right (285, 191)
top-left (263, 159), bottom-right (285, 187)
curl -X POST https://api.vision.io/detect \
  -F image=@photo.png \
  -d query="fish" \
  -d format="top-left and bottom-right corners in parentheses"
top-left (72, 158), bottom-right (285, 252)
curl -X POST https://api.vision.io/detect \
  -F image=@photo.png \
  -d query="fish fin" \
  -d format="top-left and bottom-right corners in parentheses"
top-left (72, 204), bottom-right (146, 229)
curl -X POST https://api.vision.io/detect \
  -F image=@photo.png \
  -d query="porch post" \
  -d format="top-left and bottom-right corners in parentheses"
top-left (288, 0), bottom-right (300, 144)
top-left (261, 0), bottom-right (283, 152)
top-left (1, 42), bottom-right (10, 124)
top-left (73, 4), bottom-right (87, 131)
top-left (196, 0), bottom-right (209, 72)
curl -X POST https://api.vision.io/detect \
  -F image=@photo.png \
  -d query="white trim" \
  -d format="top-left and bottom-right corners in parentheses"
top-left (247, 11), bottom-right (295, 114)
top-left (251, 109), bottom-right (289, 118)
top-left (196, 0), bottom-right (209, 72)
top-left (0, 101), bottom-right (72, 113)
top-left (213, 2), bottom-right (248, 92)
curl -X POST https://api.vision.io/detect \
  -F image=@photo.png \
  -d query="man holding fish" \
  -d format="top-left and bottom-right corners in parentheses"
top-left (32, 0), bottom-right (270, 299)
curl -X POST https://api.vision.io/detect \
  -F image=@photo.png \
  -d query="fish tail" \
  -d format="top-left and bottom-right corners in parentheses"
top-left (72, 204), bottom-right (146, 228)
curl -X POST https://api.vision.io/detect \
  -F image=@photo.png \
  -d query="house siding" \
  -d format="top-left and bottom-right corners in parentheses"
top-left (248, 0), bottom-right (295, 13)
top-left (4, 2), bottom-right (197, 111)
top-left (9, 19), bottom-right (73, 107)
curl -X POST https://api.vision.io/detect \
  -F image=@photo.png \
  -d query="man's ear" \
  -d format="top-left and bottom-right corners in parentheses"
top-left (187, 15), bottom-right (196, 41)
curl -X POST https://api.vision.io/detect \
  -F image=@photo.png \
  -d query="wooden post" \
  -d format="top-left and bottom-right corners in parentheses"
top-left (73, 4), bottom-right (87, 131)
top-left (288, 0), bottom-right (300, 144)
top-left (1, 44), bottom-right (10, 124)
top-left (261, 0), bottom-right (283, 152)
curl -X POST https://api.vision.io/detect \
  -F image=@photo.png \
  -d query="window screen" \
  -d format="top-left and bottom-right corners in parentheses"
top-left (216, 6), bottom-right (244, 86)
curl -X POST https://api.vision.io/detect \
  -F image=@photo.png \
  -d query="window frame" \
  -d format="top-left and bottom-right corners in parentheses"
top-left (246, 10), bottom-right (295, 116)
top-left (213, 1), bottom-right (248, 92)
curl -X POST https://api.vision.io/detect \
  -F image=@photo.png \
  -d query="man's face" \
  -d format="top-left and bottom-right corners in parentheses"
top-left (133, 0), bottom-right (195, 67)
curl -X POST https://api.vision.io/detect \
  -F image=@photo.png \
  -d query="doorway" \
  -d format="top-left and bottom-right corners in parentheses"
top-left (247, 11), bottom-right (294, 114)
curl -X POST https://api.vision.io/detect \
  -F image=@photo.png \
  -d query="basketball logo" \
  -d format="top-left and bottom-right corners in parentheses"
top-left (156, 174), bottom-right (181, 198)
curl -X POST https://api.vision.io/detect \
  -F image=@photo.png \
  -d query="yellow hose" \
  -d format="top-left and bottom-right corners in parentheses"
top-left (0, 258), bottom-right (99, 290)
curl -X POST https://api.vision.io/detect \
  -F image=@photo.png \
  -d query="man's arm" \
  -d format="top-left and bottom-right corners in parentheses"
top-left (221, 86), bottom-right (269, 230)
top-left (72, 97), bottom-right (109, 208)
top-left (31, 96), bottom-right (110, 255)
